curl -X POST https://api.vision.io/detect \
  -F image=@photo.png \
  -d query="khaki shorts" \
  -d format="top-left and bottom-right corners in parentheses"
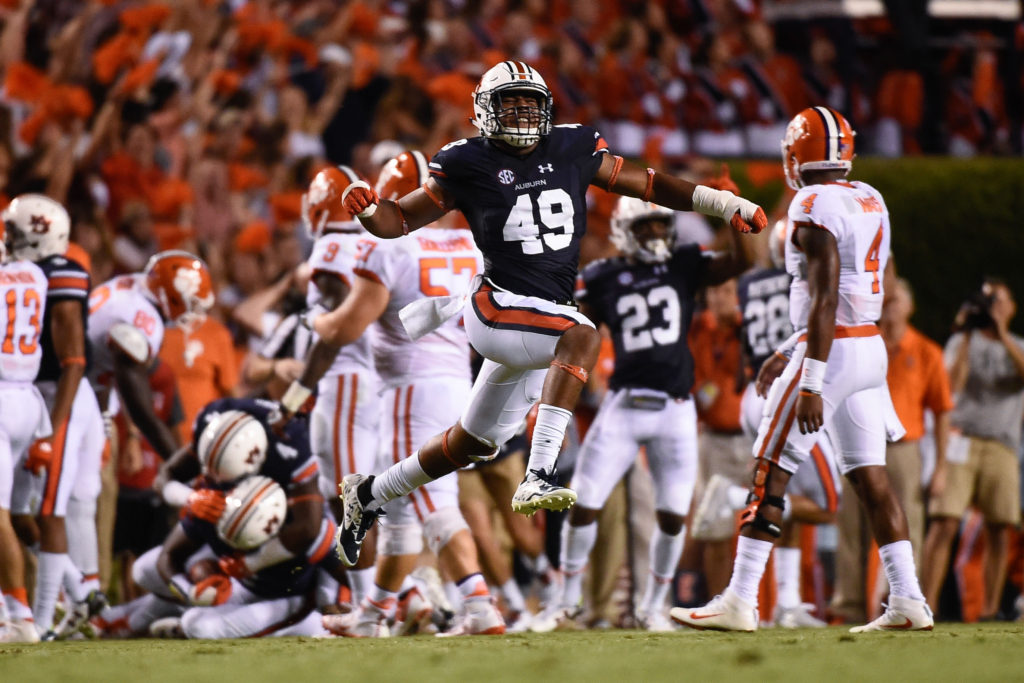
top-left (929, 436), bottom-right (1021, 525)
top-left (458, 453), bottom-right (525, 508)
top-left (693, 430), bottom-right (754, 540)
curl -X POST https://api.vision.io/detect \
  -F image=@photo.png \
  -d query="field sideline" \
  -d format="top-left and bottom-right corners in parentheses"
top-left (2, 623), bottom-right (1022, 683)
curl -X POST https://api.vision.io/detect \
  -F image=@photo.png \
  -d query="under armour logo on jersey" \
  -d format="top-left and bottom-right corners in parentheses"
top-left (497, 169), bottom-right (515, 185)
top-left (538, 163), bottom-right (554, 173)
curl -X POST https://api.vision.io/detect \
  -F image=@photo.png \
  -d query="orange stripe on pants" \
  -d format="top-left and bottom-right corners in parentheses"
top-left (41, 419), bottom-right (70, 516)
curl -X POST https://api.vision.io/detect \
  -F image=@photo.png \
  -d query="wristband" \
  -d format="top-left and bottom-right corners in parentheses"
top-left (162, 480), bottom-right (193, 507)
top-left (775, 330), bottom-right (802, 360)
top-left (798, 358), bottom-right (827, 394)
top-left (280, 380), bottom-right (312, 413)
top-left (341, 180), bottom-right (378, 218)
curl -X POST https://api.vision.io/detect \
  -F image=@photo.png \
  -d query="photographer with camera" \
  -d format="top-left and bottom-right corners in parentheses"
top-left (921, 278), bottom-right (1024, 620)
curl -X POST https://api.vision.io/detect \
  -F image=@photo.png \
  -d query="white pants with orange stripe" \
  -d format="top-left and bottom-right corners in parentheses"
top-left (310, 371), bottom-right (380, 501)
top-left (753, 334), bottom-right (892, 477)
top-left (461, 283), bottom-right (594, 448)
top-left (741, 383), bottom-right (841, 513)
top-left (0, 381), bottom-right (50, 510)
top-left (377, 376), bottom-right (471, 546)
top-left (573, 389), bottom-right (698, 517)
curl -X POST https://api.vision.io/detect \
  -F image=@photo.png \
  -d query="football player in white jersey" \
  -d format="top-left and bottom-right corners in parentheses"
top-left (279, 165), bottom-right (382, 606)
top-left (673, 107), bottom-right (932, 633)
top-left (87, 250), bottom-right (214, 461)
top-left (0, 224), bottom-right (50, 643)
top-left (291, 151), bottom-right (504, 636)
top-left (2, 195), bottom-right (107, 640)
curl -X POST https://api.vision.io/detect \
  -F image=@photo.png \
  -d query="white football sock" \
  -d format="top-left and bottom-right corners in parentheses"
top-left (641, 527), bottom-right (685, 613)
top-left (500, 578), bottom-right (526, 613)
top-left (66, 497), bottom-right (100, 590)
top-left (3, 588), bottom-right (34, 621)
top-left (879, 540), bottom-right (925, 601)
top-left (366, 584), bottom-right (398, 616)
top-left (727, 536), bottom-right (774, 607)
top-left (34, 551), bottom-right (66, 631)
top-left (774, 546), bottom-right (802, 609)
top-left (560, 521), bottom-right (597, 609)
top-left (444, 581), bottom-right (463, 612)
top-left (527, 404), bottom-right (572, 474)
top-left (456, 573), bottom-right (491, 604)
top-left (370, 452), bottom-right (433, 506)
top-left (347, 567), bottom-right (376, 606)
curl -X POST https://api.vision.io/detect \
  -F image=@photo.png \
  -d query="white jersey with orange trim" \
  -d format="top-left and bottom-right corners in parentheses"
top-left (305, 229), bottom-right (377, 376)
top-left (785, 180), bottom-right (890, 329)
top-left (356, 228), bottom-right (482, 388)
top-left (0, 259), bottom-right (48, 382)
top-left (87, 274), bottom-right (165, 383)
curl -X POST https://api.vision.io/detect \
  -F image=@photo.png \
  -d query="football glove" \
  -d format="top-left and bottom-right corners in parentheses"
top-left (188, 575), bottom-right (233, 606)
top-left (24, 438), bottom-right (54, 475)
top-left (341, 180), bottom-right (379, 218)
top-left (218, 554), bottom-right (252, 580)
top-left (183, 489), bottom-right (227, 523)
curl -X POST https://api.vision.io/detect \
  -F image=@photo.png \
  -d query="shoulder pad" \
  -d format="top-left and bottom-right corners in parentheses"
top-left (107, 322), bottom-right (150, 365)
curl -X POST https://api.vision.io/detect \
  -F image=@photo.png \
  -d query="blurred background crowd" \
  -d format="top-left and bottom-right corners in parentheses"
top-left (1, 0), bottom-right (1023, 631)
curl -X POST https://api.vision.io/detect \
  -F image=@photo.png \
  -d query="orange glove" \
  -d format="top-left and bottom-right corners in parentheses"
top-left (218, 554), bottom-right (252, 580)
top-left (188, 574), bottom-right (233, 606)
top-left (341, 180), bottom-right (379, 218)
top-left (731, 206), bottom-right (768, 235)
top-left (24, 438), bottom-right (54, 476)
top-left (184, 489), bottom-right (227, 523)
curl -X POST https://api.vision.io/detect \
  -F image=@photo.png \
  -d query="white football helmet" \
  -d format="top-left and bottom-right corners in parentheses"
top-left (217, 475), bottom-right (287, 550)
top-left (472, 61), bottom-right (553, 148)
top-left (610, 197), bottom-right (676, 263)
top-left (2, 193), bottom-right (71, 261)
top-left (197, 410), bottom-right (269, 483)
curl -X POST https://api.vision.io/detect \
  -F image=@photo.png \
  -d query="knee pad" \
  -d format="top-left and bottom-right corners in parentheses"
top-left (422, 506), bottom-right (469, 555)
top-left (378, 522), bottom-right (423, 557)
top-left (444, 425), bottom-right (499, 464)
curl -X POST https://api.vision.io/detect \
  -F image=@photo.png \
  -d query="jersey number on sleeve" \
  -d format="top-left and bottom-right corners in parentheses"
top-left (617, 285), bottom-right (681, 352)
top-left (502, 190), bottom-right (575, 254)
top-left (2, 288), bottom-right (42, 355)
top-left (864, 222), bottom-right (883, 294)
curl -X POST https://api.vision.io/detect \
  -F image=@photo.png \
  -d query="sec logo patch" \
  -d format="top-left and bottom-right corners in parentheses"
top-left (497, 169), bottom-right (515, 185)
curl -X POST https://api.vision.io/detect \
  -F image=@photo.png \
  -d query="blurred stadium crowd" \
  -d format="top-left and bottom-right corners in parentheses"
top-left (1, 0), bottom-right (1023, 639)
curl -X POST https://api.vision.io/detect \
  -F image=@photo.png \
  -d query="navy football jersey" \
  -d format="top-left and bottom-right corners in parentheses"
top-left (577, 245), bottom-right (709, 398)
top-left (428, 125), bottom-right (608, 303)
top-left (179, 515), bottom-right (316, 599)
top-left (36, 254), bottom-right (91, 382)
top-left (737, 266), bottom-right (793, 374)
top-left (192, 398), bottom-right (319, 492)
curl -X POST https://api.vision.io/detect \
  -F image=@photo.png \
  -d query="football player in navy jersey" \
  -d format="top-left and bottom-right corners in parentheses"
top-left (3, 194), bottom-right (108, 639)
top-left (533, 193), bottom-right (752, 632)
top-left (315, 60), bottom-right (767, 566)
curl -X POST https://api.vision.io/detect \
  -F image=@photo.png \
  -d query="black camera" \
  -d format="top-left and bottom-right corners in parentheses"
top-left (960, 282), bottom-right (996, 331)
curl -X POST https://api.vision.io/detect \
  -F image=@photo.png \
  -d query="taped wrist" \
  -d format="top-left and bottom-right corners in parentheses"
top-left (691, 185), bottom-right (734, 221)
top-left (798, 358), bottom-right (826, 394)
top-left (281, 381), bottom-right (312, 413)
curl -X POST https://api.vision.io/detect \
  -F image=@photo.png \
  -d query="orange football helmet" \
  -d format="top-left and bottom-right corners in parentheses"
top-left (301, 165), bottom-right (362, 238)
top-left (374, 150), bottom-right (429, 201)
top-left (781, 106), bottom-right (855, 190)
top-left (143, 250), bottom-right (215, 330)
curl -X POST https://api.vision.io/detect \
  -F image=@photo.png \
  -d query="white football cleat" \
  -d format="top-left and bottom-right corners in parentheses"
top-left (0, 619), bottom-right (40, 643)
top-left (436, 600), bottom-right (505, 637)
top-left (323, 598), bottom-right (393, 638)
top-left (774, 603), bottom-right (827, 629)
top-left (528, 604), bottom-right (581, 633)
top-left (148, 616), bottom-right (185, 639)
top-left (511, 469), bottom-right (577, 516)
top-left (849, 595), bottom-right (934, 633)
top-left (336, 474), bottom-right (381, 567)
top-left (669, 589), bottom-right (758, 632)
top-left (394, 586), bottom-right (433, 636)
top-left (636, 609), bottom-right (677, 632)
top-left (506, 610), bottom-right (534, 633)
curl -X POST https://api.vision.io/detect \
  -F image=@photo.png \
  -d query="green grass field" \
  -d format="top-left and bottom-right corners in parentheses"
top-left (2, 624), bottom-right (1022, 683)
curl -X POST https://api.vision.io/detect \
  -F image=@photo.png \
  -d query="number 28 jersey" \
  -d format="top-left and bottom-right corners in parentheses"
top-left (786, 180), bottom-right (890, 329)
top-left (577, 245), bottom-right (709, 399)
top-left (428, 125), bottom-right (608, 303)
top-left (737, 266), bottom-right (793, 375)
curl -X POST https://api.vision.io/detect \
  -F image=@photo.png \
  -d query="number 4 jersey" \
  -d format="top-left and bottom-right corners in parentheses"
top-left (577, 245), bottom-right (709, 399)
top-left (428, 125), bottom-right (608, 303)
top-left (0, 259), bottom-right (47, 382)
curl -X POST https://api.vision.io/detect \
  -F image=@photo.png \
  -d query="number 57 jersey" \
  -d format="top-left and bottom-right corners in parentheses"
top-left (786, 180), bottom-right (890, 328)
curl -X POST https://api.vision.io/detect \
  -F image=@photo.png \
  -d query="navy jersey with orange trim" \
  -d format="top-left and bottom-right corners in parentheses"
top-left (428, 124), bottom-right (608, 302)
top-left (192, 398), bottom-right (318, 492)
top-left (36, 254), bottom-right (91, 382)
top-left (577, 245), bottom-right (708, 398)
top-left (737, 266), bottom-right (793, 375)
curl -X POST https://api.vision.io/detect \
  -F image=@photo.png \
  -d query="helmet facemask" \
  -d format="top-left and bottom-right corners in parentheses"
top-left (476, 84), bottom-right (553, 148)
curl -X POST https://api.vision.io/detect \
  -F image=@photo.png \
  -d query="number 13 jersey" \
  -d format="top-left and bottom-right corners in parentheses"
top-left (787, 180), bottom-right (891, 329)
top-left (577, 245), bottom-right (709, 399)
top-left (428, 125), bottom-right (608, 303)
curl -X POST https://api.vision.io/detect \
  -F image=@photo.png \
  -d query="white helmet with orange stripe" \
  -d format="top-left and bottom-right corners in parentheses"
top-left (374, 150), bottom-right (429, 201)
top-left (472, 61), bottom-right (553, 148)
top-left (217, 475), bottom-right (287, 550)
top-left (301, 165), bottom-right (363, 239)
top-left (197, 410), bottom-right (268, 483)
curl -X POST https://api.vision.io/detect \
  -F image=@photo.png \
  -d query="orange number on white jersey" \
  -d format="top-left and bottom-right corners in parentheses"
top-left (418, 257), bottom-right (478, 297)
top-left (2, 287), bottom-right (42, 355)
top-left (864, 222), bottom-right (883, 294)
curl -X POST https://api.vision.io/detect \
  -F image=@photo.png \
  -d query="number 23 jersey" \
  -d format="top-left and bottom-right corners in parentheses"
top-left (428, 125), bottom-right (608, 303)
top-left (577, 245), bottom-right (709, 399)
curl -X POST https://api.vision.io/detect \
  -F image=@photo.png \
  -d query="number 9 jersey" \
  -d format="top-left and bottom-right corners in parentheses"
top-left (428, 124), bottom-right (608, 303)
top-left (786, 180), bottom-right (890, 329)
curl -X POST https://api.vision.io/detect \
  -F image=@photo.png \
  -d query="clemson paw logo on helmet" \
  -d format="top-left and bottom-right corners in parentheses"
top-left (173, 267), bottom-right (202, 299)
top-left (307, 174), bottom-right (332, 205)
